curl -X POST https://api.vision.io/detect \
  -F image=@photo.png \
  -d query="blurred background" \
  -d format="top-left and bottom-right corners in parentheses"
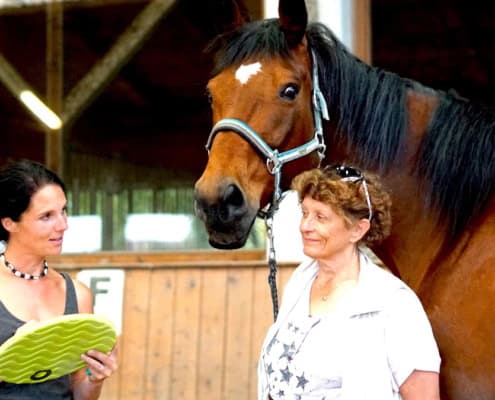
top-left (1, 0), bottom-right (494, 253)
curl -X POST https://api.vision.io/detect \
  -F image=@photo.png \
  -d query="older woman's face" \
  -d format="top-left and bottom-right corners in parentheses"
top-left (299, 196), bottom-right (358, 261)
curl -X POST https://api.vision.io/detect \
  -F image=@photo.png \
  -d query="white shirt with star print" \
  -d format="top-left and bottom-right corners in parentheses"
top-left (258, 251), bottom-right (441, 400)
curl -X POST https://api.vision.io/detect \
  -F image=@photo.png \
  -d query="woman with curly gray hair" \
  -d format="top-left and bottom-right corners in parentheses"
top-left (258, 165), bottom-right (441, 400)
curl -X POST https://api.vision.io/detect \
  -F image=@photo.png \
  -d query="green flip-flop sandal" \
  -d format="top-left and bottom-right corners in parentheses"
top-left (0, 313), bottom-right (117, 384)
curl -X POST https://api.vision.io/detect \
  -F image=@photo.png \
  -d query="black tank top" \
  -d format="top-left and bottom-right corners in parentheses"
top-left (0, 272), bottom-right (79, 399)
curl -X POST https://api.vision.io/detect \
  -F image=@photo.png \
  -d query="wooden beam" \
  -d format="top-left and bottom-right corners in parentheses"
top-left (0, 53), bottom-right (29, 98)
top-left (0, 0), bottom-right (148, 15)
top-left (62, 0), bottom-right (176, 127)
top-left (0, 53), bottom-right (61, 129)
top-left (45, 0), bottom-right (64, 175)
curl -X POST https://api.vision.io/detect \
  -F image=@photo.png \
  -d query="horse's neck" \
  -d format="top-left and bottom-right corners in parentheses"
top-left (370, 90), bottom-right (443, 290)
top-left (373, 173), bottom-right (446, 291)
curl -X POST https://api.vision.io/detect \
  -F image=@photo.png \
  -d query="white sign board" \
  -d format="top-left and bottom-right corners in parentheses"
top-left (77, 269), bottom-right (125, 335)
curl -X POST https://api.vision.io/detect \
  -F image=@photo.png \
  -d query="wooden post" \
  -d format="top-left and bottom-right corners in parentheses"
top-left (353, 0), bottom-right (371, 64)
top-left (45, 0), bottom-right (64, 175)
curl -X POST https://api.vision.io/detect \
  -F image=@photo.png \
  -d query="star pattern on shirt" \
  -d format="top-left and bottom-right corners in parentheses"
top-left (264, 317), bottom-right (341, 399)
top-left (296, 372), bottom-right (309, 390)
top-left (267, 363), bottom-right (274, 375)
top-left (267, 334), bottom-right (279, 352)
top-left (279, 343), bottom-right (293, 360)
top-left (281, 366), bottom-right (293, 383)
top-left (287, 322), bottom-right (301, 333)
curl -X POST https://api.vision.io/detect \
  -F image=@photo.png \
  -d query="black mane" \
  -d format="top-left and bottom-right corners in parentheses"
top-left (210, 18), bottom-right (495, 243)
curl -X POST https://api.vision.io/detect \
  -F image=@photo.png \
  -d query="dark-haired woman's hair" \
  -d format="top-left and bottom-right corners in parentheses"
top-left (0, 159), bottom-right (65, 241)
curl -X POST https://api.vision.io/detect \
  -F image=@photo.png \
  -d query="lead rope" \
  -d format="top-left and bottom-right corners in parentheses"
top-left (264, 214), bottom-right (279, 321)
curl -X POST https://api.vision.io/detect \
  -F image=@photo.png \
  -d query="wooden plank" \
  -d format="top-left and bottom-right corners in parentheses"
top-left (102, 192), bottom-right (114, 250)
top-left (119, 269), bottom-right (152, 400)
top-left (49, 250), bottom-right (266, 269)
top-left (248, 265), bottom-right (274, 398)
top-left (223, 267), bottom-right (254, 400)
top-left (170, 267), bottom-right (201, 400)
top-left (197, 268), bottom-right (227, 400)
top-left (99, 334), bottom-right (121, 400)
top-left (143, 268), bottom-right (176, 400)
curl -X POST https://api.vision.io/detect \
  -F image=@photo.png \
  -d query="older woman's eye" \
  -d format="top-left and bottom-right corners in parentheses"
top-left (317, 214), bottom-right (327, 221)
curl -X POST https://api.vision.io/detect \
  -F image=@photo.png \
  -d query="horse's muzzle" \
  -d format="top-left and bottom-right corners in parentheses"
top-left (193, 182), bottom-right (258, 249)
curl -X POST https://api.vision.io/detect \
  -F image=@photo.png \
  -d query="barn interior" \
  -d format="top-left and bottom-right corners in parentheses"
top-left (1, 0), bottom-right (494, 251)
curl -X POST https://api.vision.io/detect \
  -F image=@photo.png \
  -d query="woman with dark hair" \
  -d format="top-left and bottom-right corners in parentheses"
top-left (258, 165), bottom-right (441, 400)
top-left (0, 159), bottom-right (118, 399)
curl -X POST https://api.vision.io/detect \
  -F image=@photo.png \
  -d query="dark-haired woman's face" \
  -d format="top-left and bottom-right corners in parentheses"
top-left (6, 184), bottom-right (68, 256)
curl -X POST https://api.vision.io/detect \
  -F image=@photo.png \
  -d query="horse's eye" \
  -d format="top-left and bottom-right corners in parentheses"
top-left (280, 84), bottom-right (299, 100)
top-left (205, 88), bottom-right (213, 104)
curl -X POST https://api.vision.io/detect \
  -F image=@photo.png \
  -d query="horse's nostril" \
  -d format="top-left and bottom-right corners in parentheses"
top-left (223, 184), bottom-right (244, 208)
top-left (194, 183), bottom-right (247, 225)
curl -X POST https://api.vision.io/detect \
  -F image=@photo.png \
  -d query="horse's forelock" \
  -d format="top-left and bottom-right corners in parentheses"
top-left (209, 18), bottom-right (291, 76)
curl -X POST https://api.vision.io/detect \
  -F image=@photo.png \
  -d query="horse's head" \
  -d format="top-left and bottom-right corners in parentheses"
top-left (194, 0), bottom-right (325, 249)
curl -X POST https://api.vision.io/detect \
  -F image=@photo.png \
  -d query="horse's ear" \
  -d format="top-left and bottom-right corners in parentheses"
top-left (278, 0), bottom-right (308, 47)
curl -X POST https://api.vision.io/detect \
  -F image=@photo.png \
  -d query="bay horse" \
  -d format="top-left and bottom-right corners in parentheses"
top-left (193, 0), bottom-right (495, 398)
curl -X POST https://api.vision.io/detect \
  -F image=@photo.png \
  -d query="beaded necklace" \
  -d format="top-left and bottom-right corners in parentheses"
top-left (0, 253), bottom-right (48, 280)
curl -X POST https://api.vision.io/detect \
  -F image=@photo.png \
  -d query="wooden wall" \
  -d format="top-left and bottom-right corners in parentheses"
top-left (51, 250), bottom-right (297, 400)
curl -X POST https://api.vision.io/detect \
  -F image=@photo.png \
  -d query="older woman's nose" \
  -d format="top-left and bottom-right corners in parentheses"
top-left (300, 215), bottom-right (314, 231)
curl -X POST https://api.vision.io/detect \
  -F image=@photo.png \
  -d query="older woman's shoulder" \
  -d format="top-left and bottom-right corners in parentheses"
top-left (360, 252), bottom-right (415, 296)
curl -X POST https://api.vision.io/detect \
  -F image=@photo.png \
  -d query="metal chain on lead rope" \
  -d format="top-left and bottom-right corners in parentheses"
top-left (264, 214), bottom-right (279, 321)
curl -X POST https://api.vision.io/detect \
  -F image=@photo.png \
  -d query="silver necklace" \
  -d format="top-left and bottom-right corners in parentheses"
top-left (0, 253), bottom-right (48, 280)
top-left (315, 276), bottom-right (332, 301)
top-left (316, 276), bottom-right (357, 301)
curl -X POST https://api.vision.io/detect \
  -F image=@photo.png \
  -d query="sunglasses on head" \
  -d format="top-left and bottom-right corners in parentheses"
top-left (324, 165), bottom-right (373, 221)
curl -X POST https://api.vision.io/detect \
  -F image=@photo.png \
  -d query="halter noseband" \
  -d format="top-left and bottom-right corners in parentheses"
top-left (204, 51), bottom-right (329, 216)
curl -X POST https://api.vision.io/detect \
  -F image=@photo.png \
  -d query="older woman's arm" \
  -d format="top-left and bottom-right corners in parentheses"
top-left (400, 370), bottom-right (440, 400)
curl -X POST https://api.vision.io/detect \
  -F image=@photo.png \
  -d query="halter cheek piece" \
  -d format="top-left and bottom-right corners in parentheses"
top-left (204, 51), bottom-right (329, 217)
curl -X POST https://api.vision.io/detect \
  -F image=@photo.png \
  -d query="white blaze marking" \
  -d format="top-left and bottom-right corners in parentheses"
top-left (235, 62), bottom-right (262, 84)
